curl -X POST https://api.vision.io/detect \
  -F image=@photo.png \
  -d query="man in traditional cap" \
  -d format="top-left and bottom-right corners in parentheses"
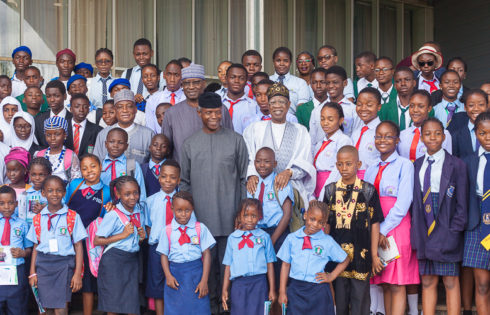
top-left (11, 46), bottom-right (33, 98)
top-left (55, 48), bottom-right (76, 83)
top-left (243, 82), bottom-right (315, 205)
top-left (180, 92), bottom-right (248, 314)
top-left (162, 63), bottom-right (233, 161)
top-left (93, 89), bottom-right (154, 164)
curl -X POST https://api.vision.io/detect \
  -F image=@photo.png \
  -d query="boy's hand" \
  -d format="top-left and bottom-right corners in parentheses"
top-left (29, 274), bottom-right (37, 288)
top-left (10, 248), bottom-right (25, 258)
top-left (137, 227), bottom-right (146, 240)
top-left (379, 234), bottom-right (389, 250)
top-left (195, 280), bottom-right (209, 298)
top-left (31, 202), bottom-right (44, 214)
top-left (122, 223), bottom-right (134, 237)
top-left (104, 202), bottom-right (115, 212)
top-left (221, 290), bottom-right (229, 311)
top-left (135, 94), bottom-right (145, 103)
top-left (166, 275), bottom-right (179, 290)
top-left (372, 255), bottom-right (384, 275)
top-left (315, 272), bottom-right (334, 283)
top-left (247, 176), bottom-right (259, 194)
top-left (71, 273), bottom-right (82, 292)
top-left (275, 169), bottom-right (292, 190)
top-left (278, 291), bottom-right (288, 306)
top-left (268, 289), bottom-right (277, 304)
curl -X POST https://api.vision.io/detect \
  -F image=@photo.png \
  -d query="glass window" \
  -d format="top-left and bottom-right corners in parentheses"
top-left (324, 0), bottom-right (347, 68)
top-left (229, 0), bottom-right (246, 66)
top-left (379, 3), bottom-right (397, 60)
top-left (295, 0), bottom-right (322, 57)
top-left (0, 0), bottom-right (21, 58)
top-left (354, 0), bottom-right (373, 57)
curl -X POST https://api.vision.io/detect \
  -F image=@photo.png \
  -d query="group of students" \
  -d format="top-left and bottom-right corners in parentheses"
top-left (0, 37), bottom-right (489, 315)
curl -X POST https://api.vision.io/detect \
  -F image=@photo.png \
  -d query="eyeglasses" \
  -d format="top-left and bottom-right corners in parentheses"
top-left (96, 59), bottom-right (112, 65)
top-left (269, 100), bottom-right (288, 106)
top-left (374, 67), bottom-right (393, 73)
top-left (14, 124), bottom-right (31, 131)
top-left (374, 135), bottom-right (398, 141)
top-left (317, 55), bottom-right (334, 62)
top-left (418, 61), bottom-right (434, 67)
top-left (297, 59), bottom-right (312, 64)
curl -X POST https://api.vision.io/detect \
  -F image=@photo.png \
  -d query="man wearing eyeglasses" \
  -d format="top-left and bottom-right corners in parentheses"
top-left (317, 45), bottom-right (355, 102)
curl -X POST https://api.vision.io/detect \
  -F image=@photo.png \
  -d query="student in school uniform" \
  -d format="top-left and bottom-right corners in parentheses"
top-left (242, 50), bottom-right (263, 99)
top-left (155, 103), bottom-right (171, 132)
top-left (145, 60), bottom-right (185, 133)
top-left (4, 147), bottom-right (31, 213)
top-left (351, 87), bottom-right (382, 179)
top-left (0, 75), bottom-right (12, 103)
top-left (451, 89), bottom-right (488, 159)
top-left (100, 128), bottom-right (146, 201)
top-left (87, 99), bottom-right (116, 129)
top-left (156, 191), bottom-right (216, 315)
top-left (145, 159), bottom-right (181, 315)
top-left (431, 57), bottom-right (470, 108)
top-left (24, 158), bottom-right (51, 225)
top-left (65, 94), bottom-right (103, 158)
top-left (433, 70), bottom-right (465, 127)
top-left (296, 68), bottom-right (328, 130)
top-left (27, 175), bottom-right (87, 314)
top-left (74, 62), bottom-right (93, 79)
top-left (10, 46), bottom-right (33, 98)
top-left (250, 72), bottom-right (270, 92)
top-left (15, 66), bottom-right (49, 113)
top-left (221, 198), bottom-right (277, 315)
top-left (316, 45), bottom-right (355, 101)
top-left (94, 176), bottom-right (147, 315)
top-left (0, 185), bottom-right (33, 315)
top-left (216, 61), bottom-right (232, 98)
top-left (54, 49), bottom-right (76, 85)
top-left (277, 201), bottom-right (350, 315)
top-left (462, 112), bottom-right (490, 315)
top-left (34, 80), bottom-right (72, 148)
top-left (88, 48), bottom-right (115, 110)
top-left (0, 96), bottom-right (21, 141)
top-left (21, 86), bottom-right (46, 118)
top-left (270, 47), bottom-right (311, 114)
top-left (121, 38), bottom-right (165, 104)
top-left (222, 64), bottom-right (257, 134)
top-left (251, 79), bottom-right (297, 124)
top-left (136, 63), bottom-right (162, 112)
top-left (411, 46), bottom-right (443, 94)
top-left (353, 51), bottom-right (378, 98)
top-left (411, 117), bottom-right (468, 315)
top-left (67, 74), bottom-right (98, 110)
top-left (375, 57), bottom-right (397, 106)
top-left (398, 90), bottom-right (452, 161)
top-left (365, 121), bottom-right (419, 315)
top-left (140, 134), bottom-right (171, 198)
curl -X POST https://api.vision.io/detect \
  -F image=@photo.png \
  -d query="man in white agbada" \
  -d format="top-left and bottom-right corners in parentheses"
top-left (243, 82), bottom-right (315, 205)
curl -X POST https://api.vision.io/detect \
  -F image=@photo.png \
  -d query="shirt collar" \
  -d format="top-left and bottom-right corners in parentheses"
top-left (325, 129), bottom-right (343, 142)
top-left (441, 98), bottom-right (461, 108)
top-left (258, 172), bottom-right (276, 186)
top-left (0, 214), bottom-right (18, 221)
top-left (424, 147), bottom-right (445, 163)
top-left (72, 119), bottom-right (87, 128)
top-left (171, 215), bottom-right (197, 230)
top-left (296, 226), bottom-right (324, 239)
top-left (26, 186), bottom-right (40, 193)
top-left (97, 73), bottom-right (113, 81)
top-left (377, 151), bottom-right (399, 164)
top-left (468, 119), bottom-right (475, 131)
top-left (149, 159), bottom-right (165, 169)
top-left (478, 146), bottom-right (488, 157)
top-left (223, 94), bottom-right (248, 103)
top-left (230, 228), bottom-right (261, 238)
top-left (50, 107), bottom-right (67, 118)
top-left (104, 153), bottom-right (126, 163)
top-left (313, 97), bottom-right (327, 108)
top-left (116, 202), bottom-right (141, 215)
top-left (116, 123), bottom-right (135, 133)
top-left (80, 180), bottom-right (104, 191)
top-left (365, 117), bottom-right (381, 129)
top-left (160, 190), bottom-right (176, 199)
top-left (40, 204), bottom-right (68, 215)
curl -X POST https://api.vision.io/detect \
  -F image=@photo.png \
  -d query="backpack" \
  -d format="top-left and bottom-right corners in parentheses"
top-left (36, 148), bottom-right (73, 171)
top-left (125, 68), bottom-right (133, 81)
top-left (32, 209), bottom-right (77, 242)
top-left (165, 222), bottom-right (201, 251)
top-left (272, 185), bottom-right (305, 233)
top-left (85, 208), bottom-right (132, 277)
top-left (126, 158), bottom-right (136, 177)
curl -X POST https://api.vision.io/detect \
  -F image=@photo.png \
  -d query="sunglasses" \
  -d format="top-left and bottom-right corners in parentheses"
top-left (418, 61), bottom-right (434, 67)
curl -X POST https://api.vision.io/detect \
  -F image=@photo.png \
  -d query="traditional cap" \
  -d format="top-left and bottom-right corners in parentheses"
top-left (4, 147), bottom-right (31, 183)
top-left (56, 48), bottom-right (76, 62)
top-left (182, 63), bottom-right (205, 80)
top-left (267, 82), bottom-right (289, 100)
top-left (66, 74), bottom-right (87, 90)
top-left (74, 62), bottom-right (94, 75)
top-left (114, 89), bottom-right (135, 105)
top-left (411, 46), bottom-right (443, 70)
top-left (11, 46), bottom-right (32, 58)
top-left (198, 92), bottom-right (222, 109)
top-left (44, 116), bottom-right (68, 133)
top-left (109, 78), bottom-right (131, 93)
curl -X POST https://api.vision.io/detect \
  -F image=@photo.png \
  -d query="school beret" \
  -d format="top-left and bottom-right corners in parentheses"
top-left (66, 74), bottom-right (87, 91)
top-left (198, 92), bottom-right (222, 109)
top-left (44, 116), bottom-right (68, 133)
top-left (114, 89), bottom-right (135, 105)
top-left (109, 78), bottom-right (131, 93)
top-left (267, 82), bottom-right (289, 100)
top-left (411, 46), bottom-right (443, 71)
top-left (182, 63), bottom-right (205, 80)
top-left (11, 46), bottom-right (32, 58)
top-left (74, 62), bottom-right (94, 75)
top-left (56, 48), bottom-right (76, 62)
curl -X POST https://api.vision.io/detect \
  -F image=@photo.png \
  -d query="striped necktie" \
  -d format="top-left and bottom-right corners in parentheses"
top-left (423, 158), bottom-right (436, 235)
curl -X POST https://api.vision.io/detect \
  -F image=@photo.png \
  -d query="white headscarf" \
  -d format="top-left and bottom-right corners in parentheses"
top-left (7, 111), bottom-right (37, 149)
top-left (0, 96), bottom-right (21, 141)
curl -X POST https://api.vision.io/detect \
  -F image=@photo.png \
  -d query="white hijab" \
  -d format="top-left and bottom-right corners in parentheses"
top-left (7, 111), bottom-right (37, 149)
top-left (0, 96), bottom-right (21, 142)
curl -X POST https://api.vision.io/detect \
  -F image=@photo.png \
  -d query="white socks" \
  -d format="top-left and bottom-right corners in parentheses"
top-left (407, 293), bottom-right (419, 315)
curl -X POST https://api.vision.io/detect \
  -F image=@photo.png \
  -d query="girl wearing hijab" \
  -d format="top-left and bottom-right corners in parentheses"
top-left (7, 111), bottom-right (40, 156)
top-left (0, 96), bottom-right (21, 142)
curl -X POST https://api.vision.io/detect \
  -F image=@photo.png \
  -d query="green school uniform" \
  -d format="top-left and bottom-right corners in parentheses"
top-left (295, 101), bottom-right (314, 130)
top-left (16, 94), bottom-right (50, 116)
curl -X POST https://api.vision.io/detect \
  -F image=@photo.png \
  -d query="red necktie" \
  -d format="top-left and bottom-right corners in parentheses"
top-left (105, 160), bottom-right (118, 180)
top-left (258, 182), bottom-right (265, 204)
top-left (302, 235), bottom-right (312, 250)
top-left (81, 187), bottom-right (95, 197)
top-left (154, 164), bottom-right (160, 176)
top-left (247, 83), bottom-right (254, 98)
top-left (409, 128), bottom-right (420, 162)
top-left (355, 126), bottom-right (369, 150)
top-left (238, 233), bottom-right (254, 250)
top-left (130, 213), bottom-right (141, 228)
top-left (47, 214), bottom-right (58, 231)
top-left (73, 124), bottom-right (81, 155)
top-left (178, 227), bottom-right (191, 245)
top-left (1, 217), bottom-right (11, 246)
top-left (374, 162), bottom-right (390, 193)
top-left (313, 139), bottom-right (332, 168)
top-left (423, 80), bottom-right (438, 93)
top-left (165, 196), bottom-right (173, 226)
top-left (228, 99), bottom-right (241, 119)
top-left (261, 115), bottom-right (271, 121)
top-left (170, 92), bottom-right (176, 105)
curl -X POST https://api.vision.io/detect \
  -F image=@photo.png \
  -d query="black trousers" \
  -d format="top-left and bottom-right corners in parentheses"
top-left (334, 276), bottom-right (371, 315)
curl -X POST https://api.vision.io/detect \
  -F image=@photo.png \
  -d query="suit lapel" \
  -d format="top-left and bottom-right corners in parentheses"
top-left (79, 122), bottom-right (94, 155)
top-left (438, 151), bottom-right (453, 207)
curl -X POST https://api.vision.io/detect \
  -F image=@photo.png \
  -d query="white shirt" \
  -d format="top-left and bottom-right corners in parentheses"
top-left (270, 72), bottom-right (311, 114)
top-left (356, 77), bottom-right (378, 92)
top-left (351, 117), bottom-right (381, 170)
top-left (271, 122), bottom-right (286, 149)
top-left (397, 126), bottom-right (452, 160)
top-left (396, 96), bottom-right (411, 128)
top-left (378, 85), bottom-right (393, 104)
top-left (117, 122), bottom-right (136, 134)
top-left (313, 129), bottom-right (352, 173)
top-left (222, 94), bottom-right (257, 134)
top-left (419, 148), bottom-right (445, 193)
top-left (145, 88), bottom-right (185, 133)
top-left (71, 119), bottom-right (87, 149)
top-left (343, 78), bottom-right (355, 100)
top-left (88, 73), bottom-right (114, 109)
top-left (476, 147), bottom-right (489, 196)
top-left (418, 75), bottom-right (440, 93)
top-left (121, 66), bottom-right (166, 99)
top-left (50, 108), bottom-right (67, 119)
top-left (11, 74), bottom-right (27, 98)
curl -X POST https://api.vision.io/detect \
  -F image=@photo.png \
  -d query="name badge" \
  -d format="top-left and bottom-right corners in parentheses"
top-left (49, 238), bottom-right (59, 253)
top-left (191, 236), bottom-right (200, 245)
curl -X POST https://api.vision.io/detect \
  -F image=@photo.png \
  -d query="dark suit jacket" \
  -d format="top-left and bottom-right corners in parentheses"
top-left (463, 152), bottom-right (482, 231)
top-left (430, 85), bottom-right (470, 109)
top-left (451, 113), bottom-right (476, 159)
top-left (447, 111), bottom-right (468, 136)
top-left (34, 111), bottom-right (73, 148)
top-left (65, 120), bottom-right (103, 158)
top-left (411, 151), bottom-right (467, 262)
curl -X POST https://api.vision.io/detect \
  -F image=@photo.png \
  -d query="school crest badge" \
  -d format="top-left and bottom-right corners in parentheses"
top-left (87, 145), bottom-right (94, 154)
top-left (367, 144), bottom-right (374, 152)
top-left (483, 213), bottom-right (490, 225)
top-left (386, 186), bottom-right (396, 196)
top-left (425, 204), bottom-right (431, 213)
top-left (313, 245), bottom-right (324, 256)
top-left (59, 227), bottom-right (67, 235)
top-left (447, 186), bottom-right (455, 198)
top-left (255, 237), bottom-right (263, 245)
top-left (191, 236), bottom-right (200, 245)
top-left (267, 192), bottom-right (275, 201)
top-left (14, 228), bottom-right (22, 237)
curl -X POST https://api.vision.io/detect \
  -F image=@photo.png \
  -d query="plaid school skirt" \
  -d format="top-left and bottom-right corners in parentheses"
top-left (463, 223), bottom-right (490, 270)
top-left (418, 260), bottom-right (459, 276)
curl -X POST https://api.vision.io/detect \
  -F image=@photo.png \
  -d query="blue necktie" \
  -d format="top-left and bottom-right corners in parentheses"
top-left (278, 75), bottom-right (285, 84)
top-left (101, 78), bottom-right (108, 104)
top-left (137, 74), bottom-right (144, 95)
top-left (446, 103), bottom-right (457, 126)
